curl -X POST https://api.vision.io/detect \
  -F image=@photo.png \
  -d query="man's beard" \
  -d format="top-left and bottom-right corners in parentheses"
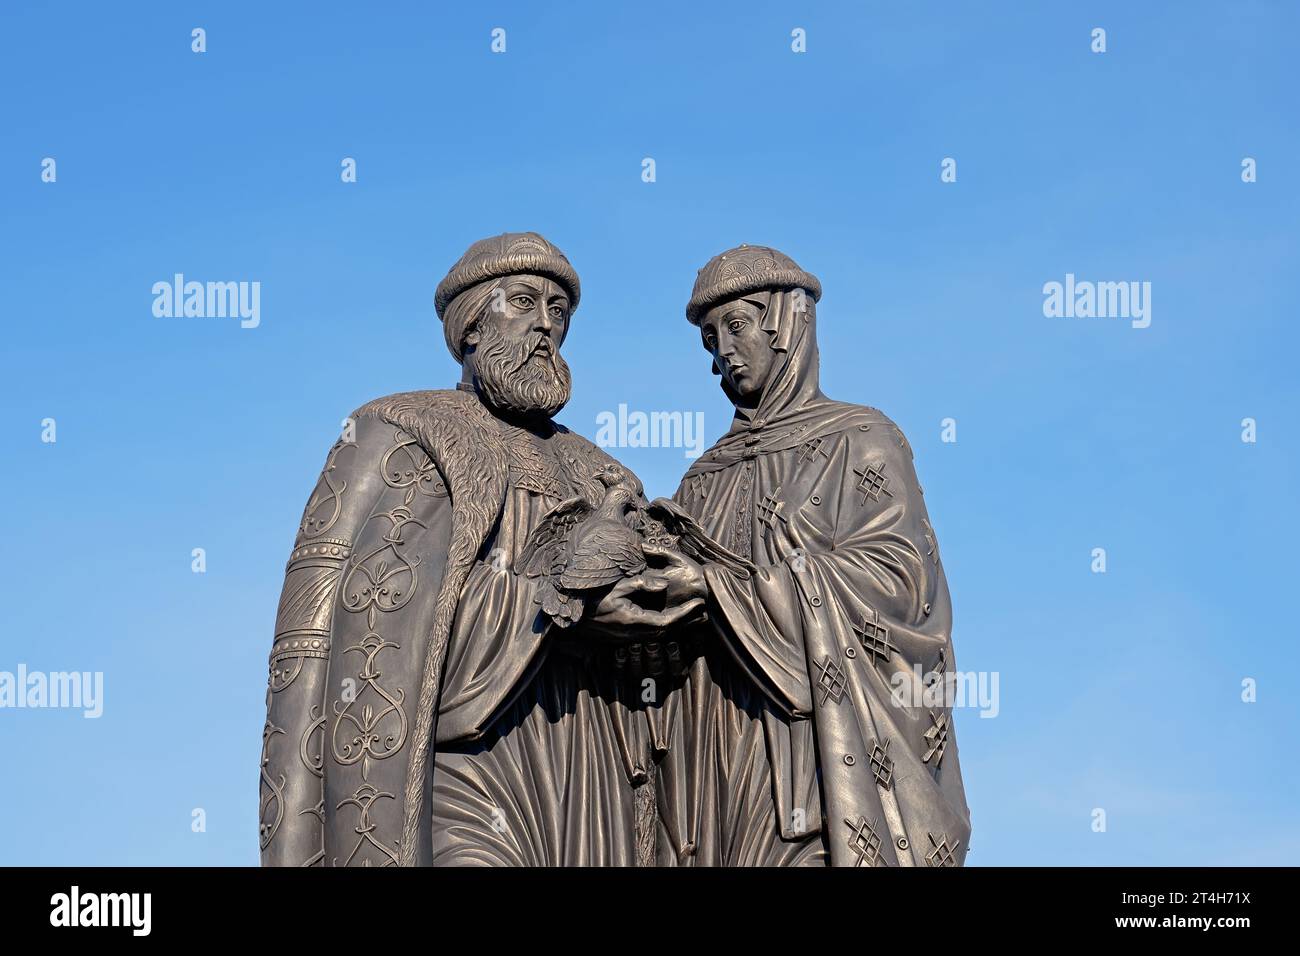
top-left (472, 322), bottom-right (572, 419)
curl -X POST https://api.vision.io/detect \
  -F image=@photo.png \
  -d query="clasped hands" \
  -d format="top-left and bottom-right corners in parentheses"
top-left (585, 543), bottom-right (708, 638)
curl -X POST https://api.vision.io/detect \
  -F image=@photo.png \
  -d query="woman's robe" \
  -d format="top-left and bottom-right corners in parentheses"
top-left (652, 293), bottom-right (972, 867)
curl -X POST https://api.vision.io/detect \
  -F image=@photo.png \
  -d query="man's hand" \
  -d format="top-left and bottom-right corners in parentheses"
top-left (585, 571), bottom-right (705, 637)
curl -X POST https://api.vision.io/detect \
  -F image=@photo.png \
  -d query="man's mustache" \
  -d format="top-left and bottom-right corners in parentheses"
top-left (513, 335), bottom-right (555, 368)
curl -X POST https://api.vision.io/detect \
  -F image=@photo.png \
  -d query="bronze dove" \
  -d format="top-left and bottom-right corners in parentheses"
top-left (516, 463), bottom-right (648, 626)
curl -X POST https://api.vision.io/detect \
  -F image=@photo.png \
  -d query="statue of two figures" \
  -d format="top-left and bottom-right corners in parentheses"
top-left (260, 233), bottom-right (972, 868)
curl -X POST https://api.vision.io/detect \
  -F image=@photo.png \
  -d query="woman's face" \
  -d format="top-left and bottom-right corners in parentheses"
top-left (700, 295), bottom-right (777, 406)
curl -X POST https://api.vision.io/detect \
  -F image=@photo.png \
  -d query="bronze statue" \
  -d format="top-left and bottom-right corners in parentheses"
top-left (260, 233), bottom-right (701, 866)
top-left (260, 235), bottom-right (971, 867)
top-left (602, 244), bottom-right (973, 865)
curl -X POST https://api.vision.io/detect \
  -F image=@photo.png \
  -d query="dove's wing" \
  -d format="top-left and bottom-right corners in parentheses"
top-left (560, 522), bottom-right (647, 591)
top-left (515, 496), bottom-right (591, 577)
top-left (647, 497), bottom-right (756, 575)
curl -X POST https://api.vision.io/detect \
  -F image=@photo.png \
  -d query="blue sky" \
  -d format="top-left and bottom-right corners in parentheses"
top-left (1, 1), bottom-right (1296, 865)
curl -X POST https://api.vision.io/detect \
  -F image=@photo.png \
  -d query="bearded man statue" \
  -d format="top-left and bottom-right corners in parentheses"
top-left (259, 232), bottom-right (698, 867)
top-left (623, 244), bottom-right (973, 866)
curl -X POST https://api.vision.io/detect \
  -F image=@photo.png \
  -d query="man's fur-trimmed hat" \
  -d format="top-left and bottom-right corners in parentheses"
top-left (435, 232), bottom-right (580, 317)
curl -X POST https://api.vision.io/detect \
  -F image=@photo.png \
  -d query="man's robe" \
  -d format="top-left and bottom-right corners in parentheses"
top-left (653, 295), bottom-right (972, 867)
top-left (260, 388), bottom-right (655, 866)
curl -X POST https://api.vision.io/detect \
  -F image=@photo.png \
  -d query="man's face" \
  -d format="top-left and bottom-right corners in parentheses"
top-left (469, 273), bottom-right (574, 419)
top-left (700, 295), bottom-right (777, 405)
top-left (491, 274), bottom-right (572, 349)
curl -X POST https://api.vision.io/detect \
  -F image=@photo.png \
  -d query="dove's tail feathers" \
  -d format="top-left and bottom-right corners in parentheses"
top-left (537, 581), bottom-right (584, 627)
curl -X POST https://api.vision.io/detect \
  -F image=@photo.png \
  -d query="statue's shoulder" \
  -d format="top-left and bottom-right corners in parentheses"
top-left (352, 387), bottom-right (481, 424)
top-left (552, 421), bottom-right (605, 453)
top-left (350, 388), bottom-right (506, 465)
top-left (349, 389), bottom-right (510, 510)
top-left (551, 422), bottom-right (622, 468)
top-left (819, 399), bottom-right (915, 460)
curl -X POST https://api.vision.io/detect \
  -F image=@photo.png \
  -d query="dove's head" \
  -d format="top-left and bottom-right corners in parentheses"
top-left (594, 463), bottom-right (643, 515)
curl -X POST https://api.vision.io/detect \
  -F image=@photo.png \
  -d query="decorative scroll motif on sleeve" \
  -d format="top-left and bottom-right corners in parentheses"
top-left (380, 428), bottom-right (449, 500)
top-left (259, 719), bottom-right (287, 851)
top-left (299, 440), bottom-right (350, 539)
